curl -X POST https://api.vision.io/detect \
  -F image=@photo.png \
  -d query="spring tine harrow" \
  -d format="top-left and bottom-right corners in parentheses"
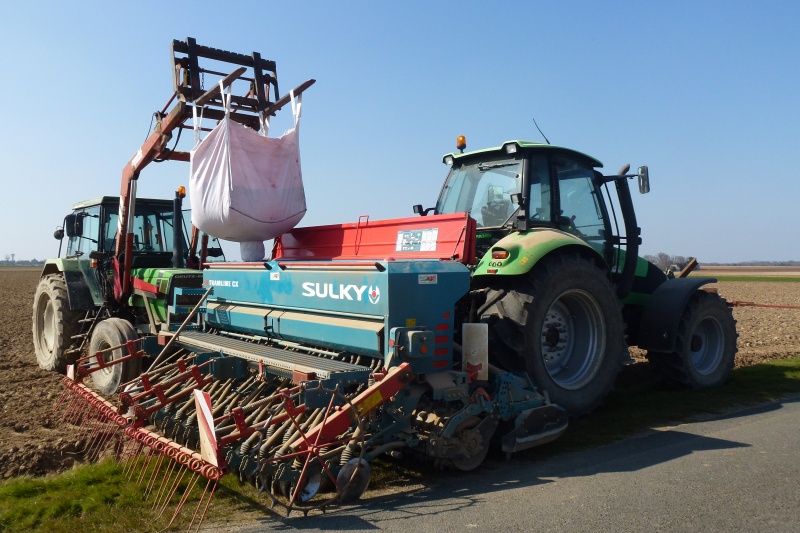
top-left (188, 478), bottom-right (218, 533)
top-left (167, 471), bottom-right (201, 527)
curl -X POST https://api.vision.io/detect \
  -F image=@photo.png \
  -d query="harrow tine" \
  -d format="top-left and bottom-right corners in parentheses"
top-left (152, 457), bottom-right (179, 508)
top-left (85, 424), bottom-right (112, 462)
top-left (187, 478), bottom-right (218, 533)
top-left (136, 448), bottom-right (156, 486)
top-left (156, 464), bottom-right (189, 519)
top-left (123, 441), bottom-right (145, 478)
top-left (54, 384), bottom-right (74, 413)
top-left (167, 471), bottom-right (201, 528)
top-left (144, 452), bottom-right (167, 500)
top-left (72, 413), bottom-right (101, 454)
top-left (62, 392), bottom-right (86, 424)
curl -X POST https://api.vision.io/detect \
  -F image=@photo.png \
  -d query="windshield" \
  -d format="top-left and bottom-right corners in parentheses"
top-left (437, 158), bottom-right (522, 227)
top-left (103, 204), bottom-right (180, 253)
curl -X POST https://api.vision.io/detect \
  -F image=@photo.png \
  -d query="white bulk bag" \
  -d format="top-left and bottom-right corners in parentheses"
top-left (189, 86), bottom-right (306, 243)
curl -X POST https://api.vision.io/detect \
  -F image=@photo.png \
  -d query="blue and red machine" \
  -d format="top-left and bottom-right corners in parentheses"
top-left (60, 210), bottom-right (567, 521)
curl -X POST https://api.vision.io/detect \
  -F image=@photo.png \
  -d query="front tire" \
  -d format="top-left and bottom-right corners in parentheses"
top-left (481, 254), bottom-right (627, 416)
top-left (647, 291), bottom-right (737, 389)
top-left (32, 273), bottom-right (81, 372)
top-left (88, 318), bottom-right (141, 395)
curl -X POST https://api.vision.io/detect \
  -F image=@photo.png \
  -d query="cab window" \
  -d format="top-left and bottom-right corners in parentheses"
top-left (528, 155), bottom-right (551, 223)
top-left (555, 156), bottom-right (606, 242)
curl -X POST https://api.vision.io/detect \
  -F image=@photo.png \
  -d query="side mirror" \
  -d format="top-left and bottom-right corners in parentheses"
top-left (638, 166), bottom-right (650, 194)
top-left (53, 228), bottom-right (64, 240)
top-left (64, 214), bottom-right (83, 237)
top-left (413, 204), bottom-right (435, 216)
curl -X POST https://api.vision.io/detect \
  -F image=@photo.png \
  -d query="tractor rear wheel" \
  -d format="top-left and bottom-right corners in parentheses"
top-left (481, 254), bottom-right (626, 416)
top-left (88, 318), bottom-right (141, 395)
top-left (32, 273), bottom-right (82, 372)
top-left (647, 291), bottom-right (737, 389)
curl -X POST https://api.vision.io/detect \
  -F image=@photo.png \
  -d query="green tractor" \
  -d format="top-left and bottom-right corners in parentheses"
top-left (32, 193), bottom-right (222, 392)
top-left (418, 139), bottom-right (737, 416)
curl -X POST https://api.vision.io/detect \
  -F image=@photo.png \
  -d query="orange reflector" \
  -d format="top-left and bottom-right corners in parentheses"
top-left (456, 135), bottom-right (467, 150)
top-left (491, 249), bottom-right (509, 259)
top-left (487, 269), bottom-right (498, 274)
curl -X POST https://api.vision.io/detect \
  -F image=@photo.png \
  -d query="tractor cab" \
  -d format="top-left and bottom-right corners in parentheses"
top-left (58, 196), bottom-right (224, 268)
top-left (432, 141), bottom-right (617, 252)
top-left (423, 138), bottom-right (650, 300)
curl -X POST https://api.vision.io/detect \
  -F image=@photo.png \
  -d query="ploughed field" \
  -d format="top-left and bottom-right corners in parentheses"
top-left (1, 267), bottom-right (799, 480)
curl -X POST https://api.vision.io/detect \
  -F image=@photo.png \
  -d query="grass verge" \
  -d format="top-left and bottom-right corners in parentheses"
top-left (2, 357), bottom-right (799, 532)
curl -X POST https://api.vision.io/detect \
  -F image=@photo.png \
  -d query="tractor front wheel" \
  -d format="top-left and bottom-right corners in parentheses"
top-left (32, 273), bottom-right (81, 372)
top-left (88, 318), bottom-right (141, 395)
top-left (481, 254), bottom-right (627, 416)
top-left (647, 291), bottom-right (737, 389)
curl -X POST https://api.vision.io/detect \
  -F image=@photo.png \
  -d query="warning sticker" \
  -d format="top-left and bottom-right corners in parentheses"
top-left (357, 390), bottom-right (384, 416)
top-left (396, 228), bottom-right (438, 252)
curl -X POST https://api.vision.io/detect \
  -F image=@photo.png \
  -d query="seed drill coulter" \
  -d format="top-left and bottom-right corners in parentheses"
top-left (39, 38), bottom-right (738, 526)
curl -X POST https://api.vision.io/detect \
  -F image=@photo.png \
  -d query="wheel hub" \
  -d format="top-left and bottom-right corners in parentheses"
top-left (540, 290), bottom-right (606, 390)
top-left (691, 317), bottom-right (724, 375)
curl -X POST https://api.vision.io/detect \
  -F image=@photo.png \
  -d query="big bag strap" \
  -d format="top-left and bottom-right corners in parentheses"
top-left (191, 99), bottom-right (206, 146)
top-left (290, 90), bottom-right (302, 132)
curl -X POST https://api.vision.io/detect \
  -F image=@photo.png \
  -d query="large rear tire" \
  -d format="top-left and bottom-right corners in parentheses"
top-left (32, 273), bottom-right (82, 372)
top-left (481, 254), bottom-right (627, 416)
top-left (646, 291), bottom-right (737, 389)
top-left (88, 318), bottom-right (141, 395)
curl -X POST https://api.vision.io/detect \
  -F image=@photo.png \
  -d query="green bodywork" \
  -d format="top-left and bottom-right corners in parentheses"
top-left (129, 268), bottom-right (203, 323)
top-left (473, 229), bottom-right (601, 276)
top-left (41, 257), bottom-right (202, 324)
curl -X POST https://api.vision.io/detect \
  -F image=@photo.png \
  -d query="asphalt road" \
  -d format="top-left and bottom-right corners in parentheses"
top-left (218, 396), bottom-right (800, 532)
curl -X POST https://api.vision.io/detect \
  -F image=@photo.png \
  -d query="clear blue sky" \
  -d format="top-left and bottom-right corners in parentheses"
top-left (1, 1), bottom-right (798, 263)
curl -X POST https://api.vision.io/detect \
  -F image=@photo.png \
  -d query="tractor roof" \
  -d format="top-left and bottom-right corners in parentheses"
top-left (443, 141), bottom-right (603, 168)
top-left (71, 196), bottom-right (176, 210)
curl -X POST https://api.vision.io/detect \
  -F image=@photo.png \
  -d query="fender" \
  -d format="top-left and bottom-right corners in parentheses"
top-left (636, 277), bottom-right (716, 352)
top-left (473, 228), bottom-right (604, 277)
top-left (41, 259), bottom-right (97, 310)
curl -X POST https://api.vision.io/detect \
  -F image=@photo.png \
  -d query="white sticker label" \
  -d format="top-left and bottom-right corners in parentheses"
top-left (418, 274), bottom-right (438, 285)
top-left (396, 228), bottom-right (439, 252)
top-left (270, 272), bottom-right (280, 281)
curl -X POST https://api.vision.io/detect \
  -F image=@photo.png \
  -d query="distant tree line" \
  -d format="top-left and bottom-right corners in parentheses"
top-left (644, 254), bottom-right (800, 271)
top-left (1, 255), bottom-right (44, 266)
top-left (702, 260), bottom-right (800, 267)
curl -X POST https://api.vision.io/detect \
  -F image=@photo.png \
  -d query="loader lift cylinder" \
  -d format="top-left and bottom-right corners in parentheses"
top-left (173, 188), bottom-right (184, 268)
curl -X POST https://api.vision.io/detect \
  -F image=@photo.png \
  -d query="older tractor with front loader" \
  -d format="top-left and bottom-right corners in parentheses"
top-left (33, 38), bottom-right (737, 526)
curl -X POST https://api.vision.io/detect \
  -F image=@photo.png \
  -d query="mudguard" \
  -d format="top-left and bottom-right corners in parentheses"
top-left (472, 229), bottom-right (604, 277)
top-left (41, 259), bottom-right (96, 310)
top-left (636, 277), bottom-right (717, 352)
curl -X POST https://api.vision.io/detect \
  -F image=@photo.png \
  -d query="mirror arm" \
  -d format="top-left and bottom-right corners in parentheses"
top-left (412, 204), bottom-right (436, 216)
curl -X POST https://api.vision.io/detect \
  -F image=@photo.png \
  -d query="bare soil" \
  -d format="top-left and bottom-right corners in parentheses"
top-left (1, 268), bottom-right (799, 480)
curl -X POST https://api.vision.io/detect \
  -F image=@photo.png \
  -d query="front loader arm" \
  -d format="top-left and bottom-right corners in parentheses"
top-left (114, 101), bottom-right (190, 300)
